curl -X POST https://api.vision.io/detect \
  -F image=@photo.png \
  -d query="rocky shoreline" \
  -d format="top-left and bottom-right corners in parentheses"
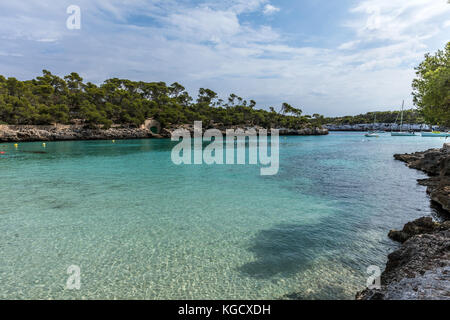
top-left (357, 143), bottom-right (450, 300)
top-left (0, 124), bottom-right (161, 142)
top-left (394, 144), bottom-right (450, 212)
top-left (0, 123), bottom-right (328, 143)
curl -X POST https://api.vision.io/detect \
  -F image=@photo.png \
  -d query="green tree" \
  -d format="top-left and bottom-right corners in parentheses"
top-left (0, 70), bottom-right (327, 130)
top-left (412, 42), bottom-right (450, 127)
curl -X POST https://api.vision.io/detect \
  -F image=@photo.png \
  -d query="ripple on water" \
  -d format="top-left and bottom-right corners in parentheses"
top-left (0, 134), bottom-right (446, 299)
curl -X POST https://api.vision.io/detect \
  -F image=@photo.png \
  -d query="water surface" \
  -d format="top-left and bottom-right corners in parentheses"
top-left (0, 133), bottom-right (446, 299)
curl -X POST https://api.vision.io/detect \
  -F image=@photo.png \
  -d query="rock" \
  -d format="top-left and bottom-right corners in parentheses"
top-left (0, 124), bottom-right (162, 142)
top-left (394, 149), bottom-right (447, 176)
top-left (444, 143), bottom-right (450, 151)
top-left (388, 217), bottom-right (440, 243)
top-left (357, 228), bottom-right (450, 300)
top-left (0, 123), bottom-right (329, 142)
top-left (357, 144), bottom-right (450, 300)
top-left (394, 144), bottom-right (450, 213)
top-left (162, 124), bottom-right (328, 138)
top-left (430, 181), bottom-right (450, 212)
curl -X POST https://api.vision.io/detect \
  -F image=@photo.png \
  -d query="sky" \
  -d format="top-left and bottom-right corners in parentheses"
top-left (0, 0), bottom-right (449, 116)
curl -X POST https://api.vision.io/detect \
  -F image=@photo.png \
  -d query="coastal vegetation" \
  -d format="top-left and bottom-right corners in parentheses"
top-left (1, 42), bottom-right (447, 131)
top-left (323, 109), bottom-right (424, 126)
top-left (412, 41), bottom-right (450, 127)
top-left (0, 71), bottom-right (318, 130)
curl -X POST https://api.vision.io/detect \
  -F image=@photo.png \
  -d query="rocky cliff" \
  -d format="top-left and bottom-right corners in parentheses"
top-left (0, 124), bottom-right (160, 142)
top-left (0, 124), bottom-right (328, 142)
top-left (161, 123), bottom-right (328, 137)
top-left (357, 143), bottom-right (450, 300)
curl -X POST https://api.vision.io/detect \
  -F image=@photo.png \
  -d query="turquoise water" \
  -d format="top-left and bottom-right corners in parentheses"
top-left (0, 133), bottom-right (446, 300)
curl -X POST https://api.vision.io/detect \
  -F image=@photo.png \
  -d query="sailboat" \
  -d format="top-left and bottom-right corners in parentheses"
top-left (391, 101), bottom-right (416, 136)
top-left (421, 131), bottom-right (450, 137)
top-left (365, 114), bottom-right (379, 137)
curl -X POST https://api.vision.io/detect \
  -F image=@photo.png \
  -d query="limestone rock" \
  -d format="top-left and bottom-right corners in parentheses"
top-left (357, 227), bottom-right (450, 300)
top-left (388, 217), bottom-right (440, 243)
top-left (394, 144), bottom-right (450, 212)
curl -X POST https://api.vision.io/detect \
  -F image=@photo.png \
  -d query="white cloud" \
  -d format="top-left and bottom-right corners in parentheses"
top-left (338, 40), bottom-right (361, 50)
top-left (165, 7), bottom-right (241, 43)
top-left (349, 0), bottom-right (449, 42)
top-left (263, 4), bottom-right (280, 15)
top-left (0, 0), bottom-right (448, 116)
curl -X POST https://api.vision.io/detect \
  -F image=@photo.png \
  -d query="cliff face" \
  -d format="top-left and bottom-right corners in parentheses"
top-left (357, 144), bottom-right (450, 300)
top-left (0, 124), bottom-right (328, 142)
top-left (0, 124), bottom-right (160, 142)
top-left (161, 123), bottom-right (328, 137)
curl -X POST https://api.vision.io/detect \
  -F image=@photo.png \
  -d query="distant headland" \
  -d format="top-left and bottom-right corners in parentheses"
top-left (0, 71), bottom-right (329, 142)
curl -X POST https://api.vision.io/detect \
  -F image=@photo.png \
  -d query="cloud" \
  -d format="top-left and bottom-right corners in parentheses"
top-left (164, 7), bottom-right (241, 43)
top-left (338, 40), bottom-right (361, 50)
top-left (263, 4), bottom-right (280, 15)
top-left (349, 0), bottom-right (449, 42)
top-left (229, 0), bottom-right (268, 14)
top-left (0, 0), bottom-right (448, 116)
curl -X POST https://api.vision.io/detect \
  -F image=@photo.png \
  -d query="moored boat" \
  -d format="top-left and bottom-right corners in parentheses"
top-left (365, 115), bottom-right (380, 137)
top-left (421, 132), bottom-right (450, 137)
top-left (365, 132), bottom-right (379, 137)
top-left (392, 132), bottom-right (416, 136)
top-left (391, 101), bottom-right (417, 137)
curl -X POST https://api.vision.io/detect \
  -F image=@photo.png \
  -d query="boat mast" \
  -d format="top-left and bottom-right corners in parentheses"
top-left (400, 100), bottom-right (404, 132)
top-left (392, 112), bottom-right (399, 132)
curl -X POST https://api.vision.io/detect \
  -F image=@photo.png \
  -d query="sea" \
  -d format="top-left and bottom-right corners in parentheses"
top-left (0, 132), bottom-right (446, 299)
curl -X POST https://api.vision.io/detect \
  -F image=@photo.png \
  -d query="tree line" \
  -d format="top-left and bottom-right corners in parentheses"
top-left (1, 42), bottom-right (447, 129)
top-left (0, 71), bottom-right (321, 130)
top-left (324, 109), bottom-right (424, 126)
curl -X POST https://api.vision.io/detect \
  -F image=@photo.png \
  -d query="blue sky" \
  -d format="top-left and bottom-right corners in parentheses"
top-left (0, 0), bottom-right (449, 116)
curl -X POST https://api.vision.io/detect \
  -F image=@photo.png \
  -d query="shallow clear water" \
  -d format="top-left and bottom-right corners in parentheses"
top-left (0, 133), bottom-right (446, 299)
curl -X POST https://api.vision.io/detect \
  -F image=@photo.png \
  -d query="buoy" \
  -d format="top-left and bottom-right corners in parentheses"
top-left (42, 143), bottom-right (46, 147)
top-left (112, 140), bottom-right (116, 143)
top-left (14, 144), bottom-right (18, 148)
top-left (0, 151), bottom-right (5, 154)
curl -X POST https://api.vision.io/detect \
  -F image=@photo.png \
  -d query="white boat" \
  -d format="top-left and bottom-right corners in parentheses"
top-left (392, 132), bottom-right (416, 136)
top-left (391, 101), bottom-right (417, 137)
top-left (365, 115), bottom-right (379, 137)
top-left (365, 132), bottom-right (379, 137)
top-left (421, 132), bottom-right (450, 137)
